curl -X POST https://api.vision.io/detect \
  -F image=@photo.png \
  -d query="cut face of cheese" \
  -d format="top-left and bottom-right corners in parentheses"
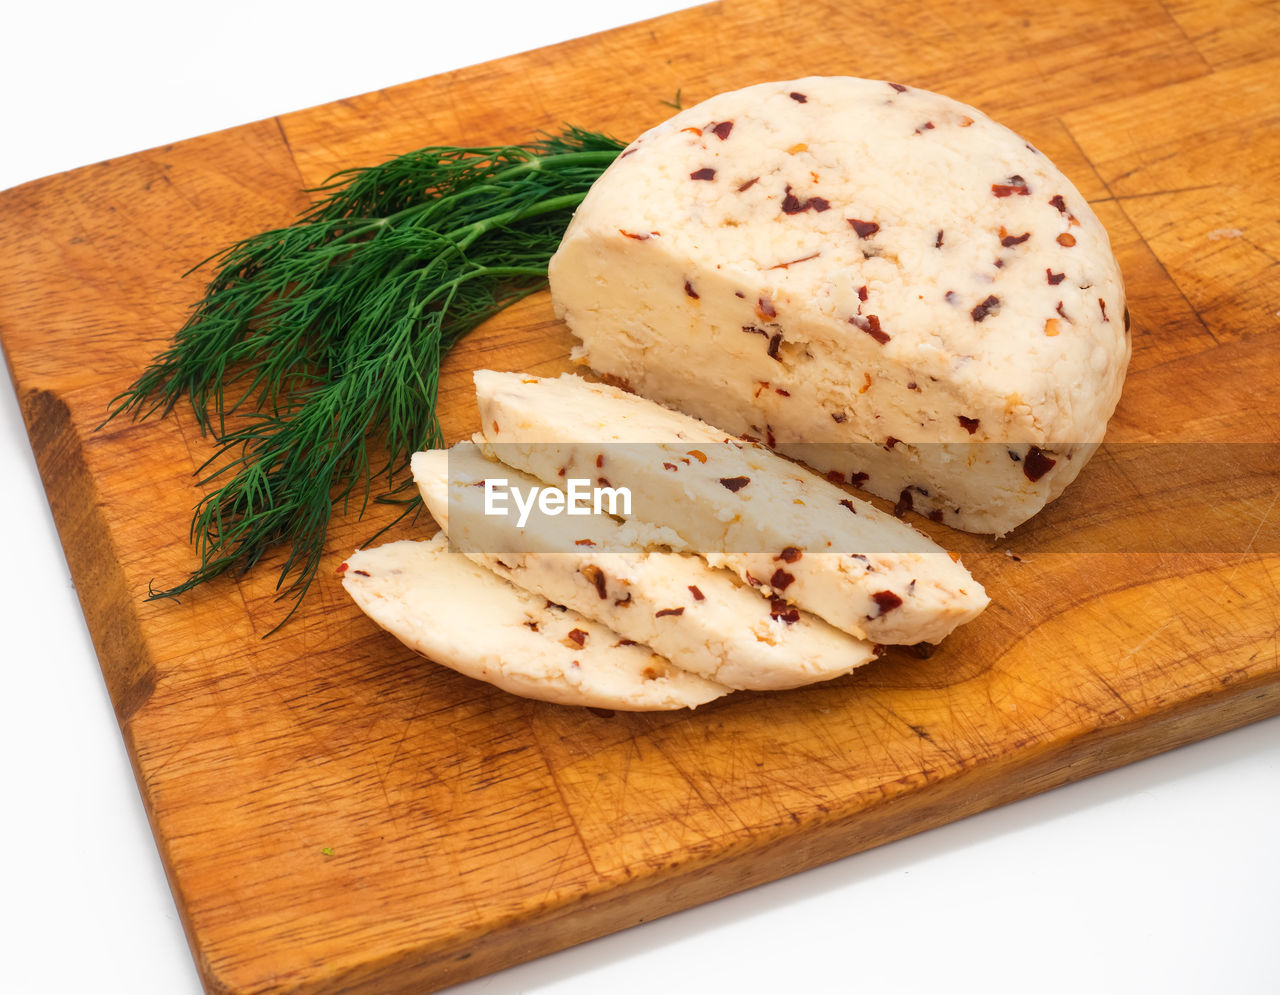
top-left (413, 445), bottom-right (878, 691)
top-left (548, 75), bottom-right (1130, 535)
top-left (473, 370), bottom-right (989, 646)
top-left (341, 535), bottom-right (729, 710)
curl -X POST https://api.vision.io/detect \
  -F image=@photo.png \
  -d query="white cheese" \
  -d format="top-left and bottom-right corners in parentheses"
top-left (473, 370), bottom-right (988, 646)
top-left (341, 535), bottom-right (729, 710)
top-left (548, 76), bottom-right (1129, 534)
top-left (413, 445), bottom-right (878, 691)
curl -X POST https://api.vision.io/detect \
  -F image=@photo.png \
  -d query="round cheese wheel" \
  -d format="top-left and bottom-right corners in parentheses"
top-left (548, 76), bottom-right (1129, 534)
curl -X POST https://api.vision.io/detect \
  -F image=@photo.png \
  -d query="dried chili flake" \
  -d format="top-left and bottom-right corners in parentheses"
top-left (767, 332), bottom-right (783, 360)
top-left (335, 561), bottom-right (349, 575)
top-left (655, 607), bottom-right (685, 618)
top-left (352, 569), bottom-right (371, 577)
top-left (769, 598), bottom-right (801, 624)
top-left (789, 91), bottom-right (808, 102)
top-left (935, 229), bottom-right (944, 248)
top-left (662, 461), bottom-right (678, 471)
top-left (581, 564), bottom-right (608, 600)
top-left (1022, 445), bottom-right (1057, 482)
top-left (888, 82), bottom-right (908, 93)
top-left (779, 546), bottom-right (803, 563)
top-left (970, 295), bottom-right (1000, 322)
top-left (826, 469), bottom-right (846, 484)
top-left (871, 590), bottom-right (904, 615)
top-left (738, 176), bottom-right (759, 192)
top-left (524, 620), bottom-right (540, 631)
top-left (614, 592), bottom-right (632, 607)
top-left (757, 297), bottom-right (777, 319)
top-left (690, 167), bottom-right (717, 181)
top-left (992, 176), bottom-right (1030, 197)
top-left (831, 412), bottom-right (847, 423)
top-left (769, 568), bottom-right (796, 591)
top-left (565, 628), bottom-right (588, 648)
top-left (958, 415), bottom-right (981, 434)
top-left (1000, 229), bottom-right (1031, 247)
top-left (893, 488), bottom-right (913, 517)
top-left (781, 184), bottom-right (829, 214)
top-left (575, 538), bottom-right (596, 547)
top-left (689, 585), bottom-right (705, 601)
top-left (839, 498), bottom-right (858, 514)
top-left (1049, 194), bottom-right (1068, 214)
top-left (770, 252), bottom-right (822, 269)
top-left (850, 313), bottom-right (890, 344)
top-left (850, 471), bottom-right (869, 487)
top-left (712, 120), bottom-right (734, 140)
top-left (928, 509), bottom-right (945, 522)
top-left (742, 324), bottom-right (768, 339)
top-left (848, 218), bottom-right (880, 238)
top-left (915, 121), bottom-right (935, 133)
top-left (719, 476), bottom-right (751, 492)
top-left (1098, 297), bottom-right (1109, 321)
top-left (1047, 268), bottom-right (1066, 285)
top-left (885, 437), bottom-right (901, 451)
top-left (775, 387), bottom-right (791, 397)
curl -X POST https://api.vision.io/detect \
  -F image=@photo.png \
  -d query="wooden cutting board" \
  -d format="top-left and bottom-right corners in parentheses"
top-left (2, 0), bottom-right (1278, 991)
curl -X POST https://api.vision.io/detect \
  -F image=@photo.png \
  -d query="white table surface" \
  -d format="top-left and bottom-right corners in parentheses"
top-left (3, 3), bottom-right (1277, 993)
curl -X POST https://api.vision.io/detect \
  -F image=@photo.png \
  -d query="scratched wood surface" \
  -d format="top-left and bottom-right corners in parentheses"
top-left (2, 0), bottom-right (1279, 991)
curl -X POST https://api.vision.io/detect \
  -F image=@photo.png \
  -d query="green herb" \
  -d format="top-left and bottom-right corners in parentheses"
top-left (104, 126), bottom-right (625, 630)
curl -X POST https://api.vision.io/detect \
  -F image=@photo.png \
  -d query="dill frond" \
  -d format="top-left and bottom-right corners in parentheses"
top-left (104, 126), bottom-right (625, 630)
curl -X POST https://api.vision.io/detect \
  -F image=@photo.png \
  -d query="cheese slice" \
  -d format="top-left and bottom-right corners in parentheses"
top-left (473, 369), bottom-right (988, 645)
top-left (341, 535), bottom-right (729, 710)
top-left (548, 75), bottom-right (1129, 534)
top-left (413, 445), bottom-right (878, 691)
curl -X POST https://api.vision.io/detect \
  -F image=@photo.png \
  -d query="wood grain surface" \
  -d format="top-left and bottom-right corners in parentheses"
top-left (2, 0), bottom-right (1278, 992)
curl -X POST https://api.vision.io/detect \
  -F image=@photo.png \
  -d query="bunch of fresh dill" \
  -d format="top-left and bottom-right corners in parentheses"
top-left (105, 126), bottom-right (625, 629)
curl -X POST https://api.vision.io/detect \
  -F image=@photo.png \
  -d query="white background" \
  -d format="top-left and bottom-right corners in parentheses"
top-left (2, 2), bottom-right (1277, 993)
